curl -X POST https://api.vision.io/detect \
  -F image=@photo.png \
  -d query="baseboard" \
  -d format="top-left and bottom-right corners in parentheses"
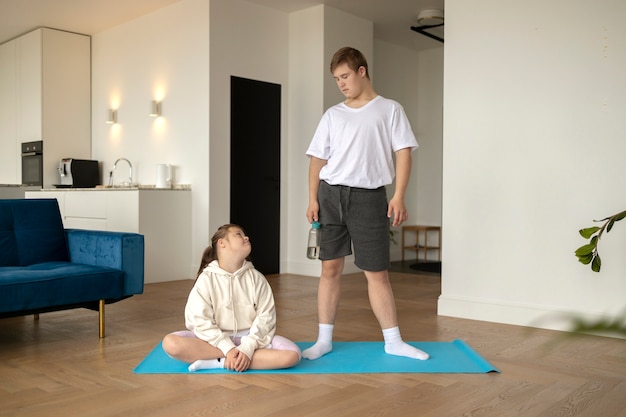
top-left (437, 294), bottom-right (620, 335)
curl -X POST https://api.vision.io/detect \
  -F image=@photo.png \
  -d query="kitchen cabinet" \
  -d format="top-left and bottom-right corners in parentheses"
top-left (0, 28), bottom-right (91, 187)
top-left (26, 189), bottom-right (192, 283)
top-left (0, 40), bottom-right (18, 184)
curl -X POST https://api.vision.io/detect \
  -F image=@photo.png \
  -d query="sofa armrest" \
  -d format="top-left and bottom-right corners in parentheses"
top-left (65, 229), bottom-right (145, 296)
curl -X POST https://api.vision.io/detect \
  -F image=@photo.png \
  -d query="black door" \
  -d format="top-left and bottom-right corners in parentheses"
top-left (230, 76), bottom-right (281, 275)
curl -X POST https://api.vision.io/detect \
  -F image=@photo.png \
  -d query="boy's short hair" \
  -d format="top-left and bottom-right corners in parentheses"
top-left (330, 47), bottom-right (369, 79)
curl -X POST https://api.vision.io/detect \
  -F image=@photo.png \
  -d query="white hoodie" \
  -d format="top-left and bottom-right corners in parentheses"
top-left (184, 260), bottom-right (276, 359)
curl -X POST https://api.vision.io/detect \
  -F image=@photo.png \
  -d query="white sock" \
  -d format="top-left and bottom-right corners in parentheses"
top-left (302, 323), bottom-right (334, 360)
top-left (382, 327), bottom-right (429, 360)
top-left (188, 358), bottom-right (224, 372)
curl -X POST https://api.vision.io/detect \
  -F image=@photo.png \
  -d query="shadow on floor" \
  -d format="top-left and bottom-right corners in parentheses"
top-left (390, 260), bottom-right (441, 275)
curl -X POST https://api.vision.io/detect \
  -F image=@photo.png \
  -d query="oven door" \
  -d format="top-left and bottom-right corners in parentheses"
top-left (21, 141), bottom-right (43, 187)
top-left (21, 154), bottom-right (43, 186)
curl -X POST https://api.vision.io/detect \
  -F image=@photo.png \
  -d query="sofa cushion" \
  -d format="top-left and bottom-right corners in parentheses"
top-left (66, 229), bottom-right (145, 295)
top-left (0, 202), bottom-right (19, 266)
top-left (0, 199), bottom-right (69, 267)
top-left (0, 261), bottom-right (124, 313)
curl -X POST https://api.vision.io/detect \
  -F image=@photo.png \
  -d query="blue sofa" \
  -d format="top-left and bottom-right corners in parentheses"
top-left (0, 198), bottom-right (144, 337)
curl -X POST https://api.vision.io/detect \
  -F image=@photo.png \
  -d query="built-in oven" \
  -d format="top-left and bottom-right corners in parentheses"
top-left (21, 141), bottom-right (43, 187)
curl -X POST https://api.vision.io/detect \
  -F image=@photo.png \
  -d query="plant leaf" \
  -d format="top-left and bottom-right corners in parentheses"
top-left (591, 254), bottom-right (601, 272)
top-left (577, 253), bottom-right (594, 265)
top-left (579, 227), bottom-right (600, 239)
top-left (607, 219), bottom-right (615, 232)
top-left (575, 244), bottom-right (595, 257)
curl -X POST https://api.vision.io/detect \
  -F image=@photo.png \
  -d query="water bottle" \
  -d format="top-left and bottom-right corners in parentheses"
top-left (307, 221), bottom-right (321, 259)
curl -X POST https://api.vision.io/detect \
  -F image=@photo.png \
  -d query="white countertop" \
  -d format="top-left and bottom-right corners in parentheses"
top-left (36, 184), bottom-right (191, 191)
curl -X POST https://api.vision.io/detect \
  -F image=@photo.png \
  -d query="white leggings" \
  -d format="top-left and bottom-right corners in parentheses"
top-left (171, 330), bottom-right (302, 359)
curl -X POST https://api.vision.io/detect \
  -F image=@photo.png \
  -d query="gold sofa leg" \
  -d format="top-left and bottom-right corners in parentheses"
top-left (99, 300), bottom-right (105, 338)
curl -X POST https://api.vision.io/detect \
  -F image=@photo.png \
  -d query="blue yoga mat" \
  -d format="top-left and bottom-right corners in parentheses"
top-left (133, 339), bottom-right (499, 374)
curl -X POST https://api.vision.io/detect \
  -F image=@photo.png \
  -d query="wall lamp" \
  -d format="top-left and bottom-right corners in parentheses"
top-left (105, 109), bottom-right (117, 124)
top-left (149, 100), bottom-right (162, 117)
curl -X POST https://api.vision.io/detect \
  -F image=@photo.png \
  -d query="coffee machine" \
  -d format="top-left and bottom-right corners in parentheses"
top-left (57, 158), bottom-right (99, 188)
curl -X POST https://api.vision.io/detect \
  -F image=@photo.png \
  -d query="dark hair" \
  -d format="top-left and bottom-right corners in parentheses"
top-left (196, 223), bottom-right (247, 278)
top-left (330, 46), bottom-right (369, 79)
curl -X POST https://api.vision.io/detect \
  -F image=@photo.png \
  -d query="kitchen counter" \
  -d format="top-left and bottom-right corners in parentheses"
top-left (0, 184), bottom-right (36, 199)
top-left (38, 184), bottom-right (191, 191)
top-left (25, 187), bottom-right (192, 283)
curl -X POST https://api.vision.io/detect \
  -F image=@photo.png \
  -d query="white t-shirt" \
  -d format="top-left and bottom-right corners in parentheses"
top-left (306, 95), bottom-right (418, 189)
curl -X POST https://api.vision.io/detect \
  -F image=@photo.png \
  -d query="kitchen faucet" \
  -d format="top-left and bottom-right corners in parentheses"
top-left (109, 158), bottom-right (133, 186)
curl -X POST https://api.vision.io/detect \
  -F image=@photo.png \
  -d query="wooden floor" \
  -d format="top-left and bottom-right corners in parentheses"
top-left (1, 269), bottom-right (625, 417)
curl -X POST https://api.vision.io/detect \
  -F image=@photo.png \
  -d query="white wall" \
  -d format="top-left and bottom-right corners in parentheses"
top-left (208, 0), bottom-right (289, 251)
top-left (415, 47), bottom-right (443, 231)
top-left (286, 6), bottom-right (325, 276)
top-left (439, 0), bottom-right (626, 331)
top-left (92, 0), bottom-right (210, 278)
top-left (373, 40), bottom-right (444, 260)
top-left (93, 0), bottom-right (291, 278)
top-left (285, 5), bottom-right (373, 276)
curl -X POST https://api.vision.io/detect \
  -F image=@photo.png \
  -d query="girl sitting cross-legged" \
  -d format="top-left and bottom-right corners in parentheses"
top-left (162, 224), bottom-right (301, 372)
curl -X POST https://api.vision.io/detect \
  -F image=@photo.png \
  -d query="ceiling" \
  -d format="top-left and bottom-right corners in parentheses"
top-left (0, 0), bottom-right (444, 51)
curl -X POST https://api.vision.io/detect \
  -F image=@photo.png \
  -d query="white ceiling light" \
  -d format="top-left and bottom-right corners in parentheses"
top-left (411, 9), bottom-right (444, 43)
top-left (417, 9), bottom-right (444, 26)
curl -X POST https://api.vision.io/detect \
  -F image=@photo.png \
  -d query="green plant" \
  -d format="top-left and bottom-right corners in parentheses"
top-left (575, 209), bottom-right (626, 272)
top-left (543, 210), bottom-right (626, 339)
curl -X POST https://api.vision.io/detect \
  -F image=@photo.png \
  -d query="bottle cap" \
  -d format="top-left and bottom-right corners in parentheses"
top-left (312, 221), bottom-right (321, 229)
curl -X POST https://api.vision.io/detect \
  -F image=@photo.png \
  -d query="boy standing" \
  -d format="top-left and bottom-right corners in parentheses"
top-left (304, 46), bottom-right (429, 361)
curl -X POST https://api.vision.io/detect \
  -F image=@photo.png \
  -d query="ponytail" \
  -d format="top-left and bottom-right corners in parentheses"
top-left (195, 223), bottom-right (245, 280)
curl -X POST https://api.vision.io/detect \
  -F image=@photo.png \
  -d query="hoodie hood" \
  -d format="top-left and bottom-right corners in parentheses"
top-left (204, 259), bottom-right (254, 277)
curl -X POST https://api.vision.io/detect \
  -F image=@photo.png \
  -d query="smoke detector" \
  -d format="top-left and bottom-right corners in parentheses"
top-left (417, 9), bottom-right (444, 26)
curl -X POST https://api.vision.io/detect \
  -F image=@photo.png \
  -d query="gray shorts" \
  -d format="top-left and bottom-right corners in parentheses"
top-left (317, 180), bottom-right (390, 271)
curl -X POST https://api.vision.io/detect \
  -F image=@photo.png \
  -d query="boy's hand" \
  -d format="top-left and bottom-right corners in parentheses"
top-left (388, 197), bottom-right (408, 227)
top-left (306, 201), bottom-right (320, 223)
